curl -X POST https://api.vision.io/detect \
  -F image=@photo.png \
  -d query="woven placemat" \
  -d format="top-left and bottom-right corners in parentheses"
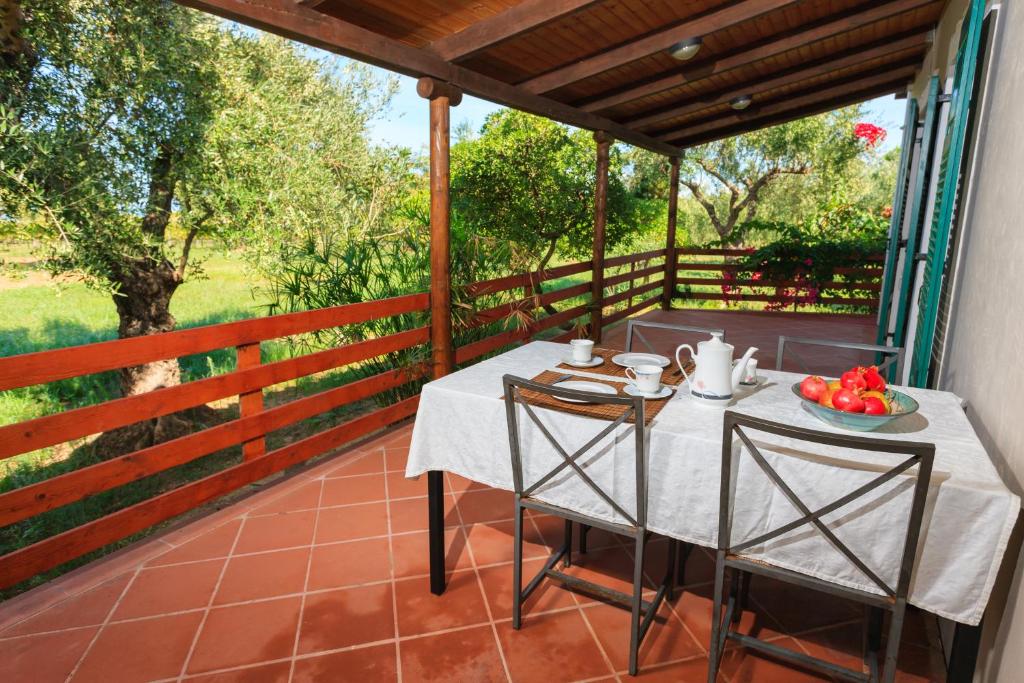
top-left (556, 347), bottom-right (692, 387)
top-left (510, 369), bottom-right (674, 426)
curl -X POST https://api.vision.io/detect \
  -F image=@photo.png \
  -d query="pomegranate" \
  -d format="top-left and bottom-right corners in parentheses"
top-left (863, 396), bottom-right (888, 415)
top-left (800, 375), bottom-right (828, 402)
top-left (832, 388), bottom-right (866, 413)
top-left (863, 366), bottom-right (886, 392)
top-left (840, 370), bottom-right (867, 392)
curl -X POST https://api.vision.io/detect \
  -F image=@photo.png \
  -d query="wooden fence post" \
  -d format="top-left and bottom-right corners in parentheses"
top-left (591, 130), bottom-right (612, 341)
top-left (236, 342), bottom-right (265, 460)
top-left (662, 156), bottom-right (680, 310)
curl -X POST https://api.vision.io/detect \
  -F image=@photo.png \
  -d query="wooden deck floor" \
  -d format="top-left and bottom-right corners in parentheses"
top-left (601, 308), bottom-right (881, 379)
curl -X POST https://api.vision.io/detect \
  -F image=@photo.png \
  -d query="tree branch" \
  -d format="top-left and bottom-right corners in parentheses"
top-left (695, 158), bottom-right (741, 196)
top-left (177, 228), bottom-right (199, 279)
top-left (681, 178), bottom-right (726, 236)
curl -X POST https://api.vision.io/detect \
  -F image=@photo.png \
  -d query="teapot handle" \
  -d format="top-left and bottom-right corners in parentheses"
top-left (674, 344), bottom-right (695, 391)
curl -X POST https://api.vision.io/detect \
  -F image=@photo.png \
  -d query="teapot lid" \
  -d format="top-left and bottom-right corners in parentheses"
top-left (699, 331), bottom-right (732, 351)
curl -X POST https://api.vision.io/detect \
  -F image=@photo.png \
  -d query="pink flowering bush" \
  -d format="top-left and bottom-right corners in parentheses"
top-left (854, 123), bottom-right (887, 149)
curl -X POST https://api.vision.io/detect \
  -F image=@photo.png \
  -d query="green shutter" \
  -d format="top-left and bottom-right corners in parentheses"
top-left (892, 76), bottom-right (940, 354)
top-left (908, 0), bottom-right (987, 387)
top-left (875, 97), bottom-right (919, 354)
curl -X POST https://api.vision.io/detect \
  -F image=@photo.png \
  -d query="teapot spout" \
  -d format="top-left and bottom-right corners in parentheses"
top-left (731, 347), bottom-right (759, 389)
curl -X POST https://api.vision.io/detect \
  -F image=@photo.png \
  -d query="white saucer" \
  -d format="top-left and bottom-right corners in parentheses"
top-left (623, 384), bottom-right (674, 400)
top-left (561, 356), bottom-right (604, 368)
top-left (612, 352), bottom-right (671, 368)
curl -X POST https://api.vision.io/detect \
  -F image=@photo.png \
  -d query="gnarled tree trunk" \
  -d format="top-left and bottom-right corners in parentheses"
top-left (113, 257), bottom-right (183, 396)
top-left (92, 147), bottom-right (201, 457)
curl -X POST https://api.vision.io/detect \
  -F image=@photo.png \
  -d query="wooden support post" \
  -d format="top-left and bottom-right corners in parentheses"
top-left (419, 77), bottom-right (462, 379)
top-left (662, 156), bottom-right (680, 311)
top-left (236, 342), bottom-right (265, 460)
top-left (591, 130), bottom-right (612, 342)
top-left (418, 76), bottom-right (462, 597)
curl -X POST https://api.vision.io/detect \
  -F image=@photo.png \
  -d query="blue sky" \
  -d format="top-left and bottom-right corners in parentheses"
top-left (367, 71), bottom-right (909, 154)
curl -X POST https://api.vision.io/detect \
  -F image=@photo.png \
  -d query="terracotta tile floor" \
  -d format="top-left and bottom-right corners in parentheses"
top-left (0, 400), bottom-right (945, 681)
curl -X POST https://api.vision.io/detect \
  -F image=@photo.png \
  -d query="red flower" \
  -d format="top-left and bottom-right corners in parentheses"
top-left (854, 122), bottom-right (887, 149)
top-left (881, 206), bottom-right (893, 218)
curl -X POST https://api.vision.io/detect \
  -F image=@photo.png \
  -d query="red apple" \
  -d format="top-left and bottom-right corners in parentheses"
top-left (863, 366), bottom-right (886, 392)
top-left (800, 375), bottom-right (828, 402)
top-left (840, 370), bottom-right (867, 392)
top-left (863, 396), bottom-right (888, 415)
top-left (832, 388), bottom-right (866, 413)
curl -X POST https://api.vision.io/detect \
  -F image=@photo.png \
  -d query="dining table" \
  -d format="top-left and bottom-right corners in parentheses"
top-left (405, 340), bottom-right (1019, 682)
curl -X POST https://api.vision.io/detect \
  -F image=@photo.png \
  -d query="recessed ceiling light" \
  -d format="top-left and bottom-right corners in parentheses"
top-left (729, 94), bottom-right (753, 110)
top-left (668, 37), bottom-right (702, 61)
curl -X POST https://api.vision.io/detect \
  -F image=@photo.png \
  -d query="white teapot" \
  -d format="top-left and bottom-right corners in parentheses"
top-left (675, 333), bottom-right (757, 406)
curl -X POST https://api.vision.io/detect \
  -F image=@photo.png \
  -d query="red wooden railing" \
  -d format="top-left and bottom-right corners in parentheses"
top-left (0, 244), bottom-right (879, 590)
top-left (454, 248), bottom-right (667, 363)
top-left (0, 293), bottom-right (430, 588)
top-left (674, 247), bottom-right (884, 311)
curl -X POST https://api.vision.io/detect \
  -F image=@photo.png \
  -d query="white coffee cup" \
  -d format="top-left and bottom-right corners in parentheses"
top-left (742, 358), bottom-right (758, 385)
top-left (570, 338), bottom-right (594, 363)
top-left (625, 364), bottom-right (663, 394)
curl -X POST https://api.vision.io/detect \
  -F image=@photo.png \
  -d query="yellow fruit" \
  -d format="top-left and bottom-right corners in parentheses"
top-left (827, 380), bottom-right (842, 392)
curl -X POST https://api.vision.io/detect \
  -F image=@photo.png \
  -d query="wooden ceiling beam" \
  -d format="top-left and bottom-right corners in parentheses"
top-left (428, 0), bottom-right (603, 62)
top-left (579, 0), bottom-right (939, 113)
top-left (659, 65), bottom-right (918, 144)
top-left (628, 30), bottom-right (931, 131)
top-left (175, 0), bottom-right (680, 155)
top-left (672, 80), bottom-right (911, 149)
top-left (519, 0), bottom-right (800, 95)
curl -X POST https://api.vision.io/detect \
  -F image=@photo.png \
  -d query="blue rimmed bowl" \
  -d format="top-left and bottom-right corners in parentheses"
top-left (790, 383), bottom-right (920, 432)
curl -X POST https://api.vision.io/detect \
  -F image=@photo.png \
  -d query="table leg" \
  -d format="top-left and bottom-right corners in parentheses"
top-left (428, 471), bottom-right (447, 595)
top-left (947, 620), bottom-right (982, 682)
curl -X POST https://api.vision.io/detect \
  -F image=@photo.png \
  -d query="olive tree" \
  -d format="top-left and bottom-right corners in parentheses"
top-left (0, 1), bottom-right (403, 451)
top-left (1, 0), bottom-right (222, 409)
top-left (679, 108), bottom-right (864, 242)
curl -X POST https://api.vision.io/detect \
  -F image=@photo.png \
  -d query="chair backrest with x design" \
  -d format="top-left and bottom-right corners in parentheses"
top-left (776, 335), bottom-right (905, 381)
top-left (625, 320), bottom-right (725, 356)
top-left (502, 374), bottom-right (648, 529)
top-left (719, 411), bottom-right (934, 602)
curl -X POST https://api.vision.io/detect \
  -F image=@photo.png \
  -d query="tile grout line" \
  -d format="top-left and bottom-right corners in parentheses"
top-left (287, 476), bottom-right (326, 682)
top-left (176, 510), bottom-right (247, 681)
top-left (63, 564), bottom-right (144, 682)
top-left (627, 540), bottom-right (710, 658)
top-left (447, 476), bottom-right (514, 683)
top-left (561, 526), bottom-right (621, 682)
top-left (382, 447), bottom-right (404, 683)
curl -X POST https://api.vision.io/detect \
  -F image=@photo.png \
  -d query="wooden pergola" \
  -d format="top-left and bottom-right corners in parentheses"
top-left (176, 0), bottom-right (943, 594)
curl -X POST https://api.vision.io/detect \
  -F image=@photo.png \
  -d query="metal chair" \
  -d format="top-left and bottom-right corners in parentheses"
top-left (708, 411), bottom-right (934, 683)
top-left (775, 335), bottom-right (905, 380)
top-left (623, 319), bottom-right (722, 586)
top-left (502, 374), bottom-right (678, 676)
top-left (625, 319), bottom-right (724, 355)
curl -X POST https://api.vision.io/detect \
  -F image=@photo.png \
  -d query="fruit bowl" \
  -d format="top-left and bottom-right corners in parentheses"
top-left (791, 383), bottom-right (920, 432)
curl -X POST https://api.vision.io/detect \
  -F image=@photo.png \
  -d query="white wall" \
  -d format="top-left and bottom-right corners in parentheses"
top-left (931, 1), bottom-right (1024, 680)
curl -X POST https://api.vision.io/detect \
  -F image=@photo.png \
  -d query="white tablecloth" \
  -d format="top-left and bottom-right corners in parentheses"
top-left (406, 341), bottom-right (1018, 625)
